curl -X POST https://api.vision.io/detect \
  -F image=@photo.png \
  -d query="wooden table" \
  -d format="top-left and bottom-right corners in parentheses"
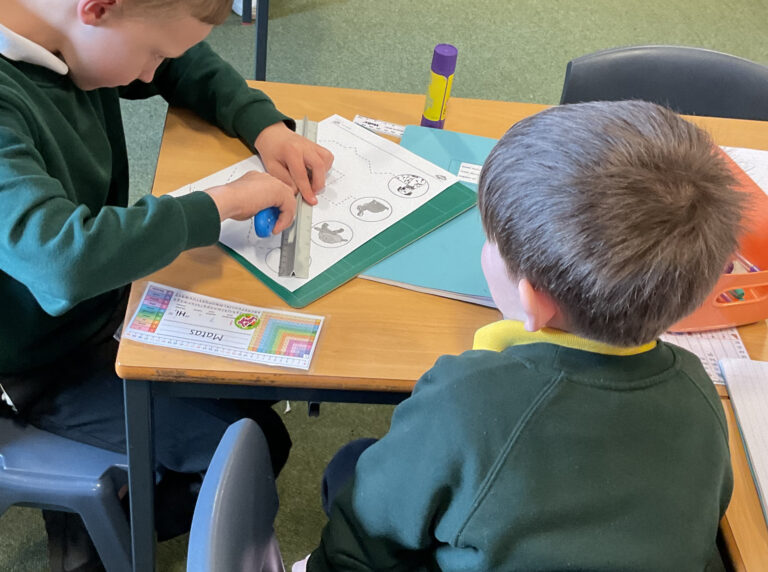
top-left (116, 82), bottom-right (768, 571)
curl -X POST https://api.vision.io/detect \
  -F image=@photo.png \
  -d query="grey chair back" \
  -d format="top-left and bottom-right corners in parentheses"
top-left (187, 418), bottom-right (284, 572)
top-left (560, 45), bottom-right (768, 120)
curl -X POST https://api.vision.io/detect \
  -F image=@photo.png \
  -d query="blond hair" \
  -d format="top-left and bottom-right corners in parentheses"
top-left (124, 0), bottom-right (233, 25)
top-left (478, 100), bottom-right (744, 346)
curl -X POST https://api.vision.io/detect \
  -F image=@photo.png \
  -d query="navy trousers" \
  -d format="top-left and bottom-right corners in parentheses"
top-left (7, 292), bottom-right (291, 541)
top-left (321, 438), bottom-right (378, 516)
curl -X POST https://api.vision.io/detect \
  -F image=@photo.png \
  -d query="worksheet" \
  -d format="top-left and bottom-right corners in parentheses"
top-left (123, 283), bottom-right (324, 369)
top-left (171, 115), bottom-right (459, 292)
top-left (723, 146), bottom-right (768, 196)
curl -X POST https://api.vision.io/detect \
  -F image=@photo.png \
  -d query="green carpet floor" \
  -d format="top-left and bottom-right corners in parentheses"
top-left (2, 0), bottom-right (768, 569)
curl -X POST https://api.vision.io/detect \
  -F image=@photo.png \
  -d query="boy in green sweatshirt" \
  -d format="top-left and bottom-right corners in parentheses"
top-left (0, 0), bottom-right (332, 568)
top-left (302, 101), bottom-right (741, 571)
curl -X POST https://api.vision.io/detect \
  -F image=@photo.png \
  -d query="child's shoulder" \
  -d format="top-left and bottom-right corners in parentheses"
top-left (412, 346), bottom-right (559, 418)
top-left (387, 348), bottom-right (560, 463)
top-left (663, 339), bottom-right (715, 372)
top-left (0, 59), bottom-right (38, 120)
top-left (429, 343), bottom-right (562, 383)
top-left (430, 346), bottom-right (542, 382)
top-left (0, 56), bottom-right (33, 88)
top-left (660, 340), bottom-right (726, 409)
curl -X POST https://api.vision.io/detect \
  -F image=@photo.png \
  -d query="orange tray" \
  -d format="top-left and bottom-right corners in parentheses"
top-left (670, 150), bottom-right (768, 332)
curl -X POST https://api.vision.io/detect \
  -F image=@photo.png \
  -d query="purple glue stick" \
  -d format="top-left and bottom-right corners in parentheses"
top-left (421, 43), bottom-right (458, 129)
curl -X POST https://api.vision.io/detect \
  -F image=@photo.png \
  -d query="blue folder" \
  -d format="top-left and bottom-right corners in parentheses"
top-left (361, 126), bottom-right (498, 306)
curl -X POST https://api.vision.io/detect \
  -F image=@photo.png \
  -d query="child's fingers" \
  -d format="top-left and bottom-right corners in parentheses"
top-left (285, 152), bottom-right (317, 205)
top-left (318, 146), bottom-right (335, 170)
top-left (241, 171), bottom-right (295, 224)
top-left (263, 162), bottom-right (298, 194)
top-left (306, 151), bottom-right (331, 193)
top-left (273, 197), bottom-right (297, 234)
top-left (263, 176), bottom-right (296, 234)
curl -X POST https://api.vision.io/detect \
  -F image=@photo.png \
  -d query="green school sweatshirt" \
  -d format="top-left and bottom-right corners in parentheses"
top-left (0, 42), bottom-right (290, 377)
top-left (308, 337), bottom-right (732, 571)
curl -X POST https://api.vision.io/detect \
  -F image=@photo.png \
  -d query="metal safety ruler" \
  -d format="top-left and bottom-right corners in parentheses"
top-left (278, 117), bottom-right (317, 279)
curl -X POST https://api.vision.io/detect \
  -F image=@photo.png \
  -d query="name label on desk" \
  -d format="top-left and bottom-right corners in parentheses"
top-left (457, 162), bottom-right (482, 185)
top-left (124, 283), bottom-right (324, 369)
top-left (353, 114), bottom-right (406, 138)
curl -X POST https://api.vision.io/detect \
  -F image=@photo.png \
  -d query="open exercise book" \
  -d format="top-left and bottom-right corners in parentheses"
top-left (719, 358), bottom-right (768, 525)
top-left (170, 115), bottom-right (475, 307)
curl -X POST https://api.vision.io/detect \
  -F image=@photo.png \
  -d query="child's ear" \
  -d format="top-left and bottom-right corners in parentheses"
top-left (78, 0), bottom-right (119, 25)
top-left (518, 278), bottom-right (558, 332)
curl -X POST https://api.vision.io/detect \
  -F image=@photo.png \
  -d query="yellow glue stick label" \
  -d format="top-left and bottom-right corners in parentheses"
top-left (423, 72), bottom-right (454, 122)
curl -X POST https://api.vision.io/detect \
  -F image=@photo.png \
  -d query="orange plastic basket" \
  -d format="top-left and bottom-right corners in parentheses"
top-left (670, 151), bottom-right (768, 332)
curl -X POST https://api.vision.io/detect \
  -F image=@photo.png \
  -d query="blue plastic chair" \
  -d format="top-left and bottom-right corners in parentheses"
top-left (560, 45), bottom-right (768, 121)
top-left (188, 418), bottom-right (284, 572)
top-left (0, 416), bottom-right (131, 572)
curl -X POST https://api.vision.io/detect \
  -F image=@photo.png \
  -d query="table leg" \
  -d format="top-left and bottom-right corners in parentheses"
top-left (254, 0), bottom-right (269, 80)
top-left (241, 0), bottom-right (253, 24)
top-left (123, 379), bottom-right (155, 572)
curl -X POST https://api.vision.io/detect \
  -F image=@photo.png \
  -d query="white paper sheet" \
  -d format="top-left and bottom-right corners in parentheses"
top-left (171, 115), bottom-right (459, 292)
top-left (719, 358), bottom-right (768, 524)
top-left (722, 145), bottom-right (768, 196)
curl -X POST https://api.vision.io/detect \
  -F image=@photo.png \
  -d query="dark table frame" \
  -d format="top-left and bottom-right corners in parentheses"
top-left (240, 0), bottom-right (271, 80)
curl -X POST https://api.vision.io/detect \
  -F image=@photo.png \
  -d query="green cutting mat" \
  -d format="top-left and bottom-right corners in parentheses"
top-left (220, 181), bottom-right (477, 307)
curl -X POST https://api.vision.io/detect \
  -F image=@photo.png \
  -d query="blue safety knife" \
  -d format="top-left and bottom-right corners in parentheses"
top-left (253, 206), bottom-right (279, 238)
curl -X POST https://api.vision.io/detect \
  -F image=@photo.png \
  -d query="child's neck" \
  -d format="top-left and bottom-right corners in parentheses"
top-left (500, 310), bottom-right (571, 334)
top-left (1, 0), bottom-right (65, 55)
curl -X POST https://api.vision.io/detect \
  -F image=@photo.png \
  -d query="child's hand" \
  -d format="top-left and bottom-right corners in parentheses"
top-left (204, 171), bottom-right (296, 234)
top-left (254, 122), bottom-right (334, 206)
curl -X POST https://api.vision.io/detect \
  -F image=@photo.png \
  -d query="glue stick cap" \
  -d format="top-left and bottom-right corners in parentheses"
top-left (431, 44), bottom-right (458, 76)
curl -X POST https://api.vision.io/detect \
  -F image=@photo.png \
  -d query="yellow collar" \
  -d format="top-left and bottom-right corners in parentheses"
top-left (473, 320), bottom-right (656, 356)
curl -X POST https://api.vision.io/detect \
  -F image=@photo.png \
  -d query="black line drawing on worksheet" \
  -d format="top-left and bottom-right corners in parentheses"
top-left (388, 175), bottom-right (429, 198)
top-left (312, 221), bottom-right (353, 248)
top-left (265, 248), bottom-right (281, 273)
top-left (266, 247), bottom-right (312, 273)
top-left (323, 139), bottom-right (396, 178)
top-left (324, 167), bottom-right (345, 186)
top-left (316, 184), bottom-right (356, 209)
top-left (350, 198), bottom-right (392, 222)
top-left (329, 117), bottom-right (446, 179)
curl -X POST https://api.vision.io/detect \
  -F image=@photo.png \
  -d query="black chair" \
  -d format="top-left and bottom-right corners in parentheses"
top-left (560, 45), bottom-right (768, 121)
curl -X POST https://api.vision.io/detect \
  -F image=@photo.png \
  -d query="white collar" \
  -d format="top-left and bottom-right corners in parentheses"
top-left (0, 21), bottom-right (68, 75)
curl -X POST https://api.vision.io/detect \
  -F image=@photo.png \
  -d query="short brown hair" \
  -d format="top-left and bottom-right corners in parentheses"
top-left (124, 0), bottom-right (233, 25)
top-left (478, 100), bottom-right (744, 346)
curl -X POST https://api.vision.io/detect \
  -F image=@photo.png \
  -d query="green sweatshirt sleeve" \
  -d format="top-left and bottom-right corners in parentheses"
top-left (119, 42), bottom-right (295, 147)
top-left (307, 358), bottom-right (470, 572)
top-left (0, 106), bottom-right (221, 317)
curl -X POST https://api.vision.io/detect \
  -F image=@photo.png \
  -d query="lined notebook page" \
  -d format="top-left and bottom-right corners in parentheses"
top-left (720, 358), bottom-right (768, 523)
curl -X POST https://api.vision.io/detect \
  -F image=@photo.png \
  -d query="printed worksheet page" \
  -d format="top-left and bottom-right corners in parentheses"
top-left (171, 115), bottom-right (459, 291)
